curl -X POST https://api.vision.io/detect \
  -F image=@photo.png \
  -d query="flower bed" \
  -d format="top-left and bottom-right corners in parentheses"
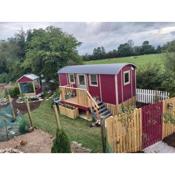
top-left (59, 104), bottom-right (79, 119)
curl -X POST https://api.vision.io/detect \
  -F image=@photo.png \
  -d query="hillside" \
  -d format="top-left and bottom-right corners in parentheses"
top-left (85, 53), bottom-right (166, 68)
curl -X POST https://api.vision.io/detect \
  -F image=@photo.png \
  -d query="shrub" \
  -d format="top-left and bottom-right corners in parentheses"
top-left (18, 117), bottom-right (29, 134)
top-left (9, 87), bottom-right (20, 98)
top-left (51, 129), bottom-right (71, 153)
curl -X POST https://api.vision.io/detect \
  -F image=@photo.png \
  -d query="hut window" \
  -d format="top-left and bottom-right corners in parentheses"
top-left (123, 71), bottom-right (130, 85)
top-left (89, 74), bottom-right (98, 86)
top-left (68, 74), bottom-right (75, 83)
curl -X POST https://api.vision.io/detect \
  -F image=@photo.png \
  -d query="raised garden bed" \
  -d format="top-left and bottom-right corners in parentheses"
top-left (59, 105), bottom-right (79, 119)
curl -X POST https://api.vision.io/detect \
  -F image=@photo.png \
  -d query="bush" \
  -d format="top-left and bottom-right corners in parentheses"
top-left (137, 63), bottom-right (165, 91)
top-left (18, 117), bottom-right (29, 134)
top-left (51, 129), bottom-right (71, 153)
top-left (9, 87), bottom-right (20, 98)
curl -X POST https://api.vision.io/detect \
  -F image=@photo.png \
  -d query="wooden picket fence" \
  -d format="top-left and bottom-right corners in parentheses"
top-left (136, 88), bottom-right (169, 104)
top-left (162, 97), bottom-right (175, 138)
top-left (105, 96), bottom-right (175, 153)
top-left (105, 108), bottom-right (142, 153)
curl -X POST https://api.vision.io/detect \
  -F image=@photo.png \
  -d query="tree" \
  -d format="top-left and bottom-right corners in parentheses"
top-left (141, 41), bottom-right (155, 54)
top-left (118, 42), bottom-right (133, 57)
top-left (93, 46), bottom-right (106, 59)
top-left (51, 128), bottom-right (71, 153)
top-left (23, 26), bottom-right (82, 81)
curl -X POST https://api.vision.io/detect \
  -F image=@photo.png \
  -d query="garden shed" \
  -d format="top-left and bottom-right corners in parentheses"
top-left (17, 74), bottom-right (42, 97)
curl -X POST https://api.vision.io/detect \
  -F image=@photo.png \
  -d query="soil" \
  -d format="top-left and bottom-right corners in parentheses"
top-left (163, 132), bottom-right (175, 147)
top-left (0, 129), bottom-right (91, 153)
top-left (12, 98), bottom-right (41, 114)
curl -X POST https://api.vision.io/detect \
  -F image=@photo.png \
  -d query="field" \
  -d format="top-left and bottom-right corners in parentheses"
top-left (25, 100), bottom-right (102, 153)
top-left (85, 53), bottom-right (166, 68)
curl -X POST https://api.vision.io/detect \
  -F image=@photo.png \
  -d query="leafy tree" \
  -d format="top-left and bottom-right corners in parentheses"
top-left (137, 63), bottom-right (165, 90)
top-left (141, 41), bottom-right (155, 54)
top-left (93, 46), bottom-right (106, 59)
top-left (118, 42), bottom-right (133, 57)
top-left (51, 129), bottom-right (71, 153)
top-left (23, 26), bottom-right (82, 81)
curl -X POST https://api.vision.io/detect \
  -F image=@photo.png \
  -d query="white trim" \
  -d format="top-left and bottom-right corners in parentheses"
top-left (99, 75), bottom-right (102, 101)
top-left (123, 70), bottom-right (130, 85)
top-left (115, 74), bottom-right (119, 105)
top-left (66, 74), bottom-right (69, 85)
top-left (89, 74), bottom-right (98, 87)
top-left (135, 70), bottom-right (136, 95)
top-left (131, 69), bottom-right (133, 97)
top-left (68, 73), bottom-right (75, 84)
top-left (121, 70), bottom-right (123, 102)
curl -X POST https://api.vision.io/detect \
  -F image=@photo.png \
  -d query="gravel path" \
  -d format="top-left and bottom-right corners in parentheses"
top-left (144, 141), bottom-right (175, 153)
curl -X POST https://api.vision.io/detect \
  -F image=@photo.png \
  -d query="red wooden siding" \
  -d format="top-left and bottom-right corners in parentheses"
top-left (100, 74), bottom-right (116, 104)
top-left (87, 74), bottom-right (101, 100)
top-left (17, 76), bottom-right (33, 83)
top-left (59, 73), bottom-right (68, 86)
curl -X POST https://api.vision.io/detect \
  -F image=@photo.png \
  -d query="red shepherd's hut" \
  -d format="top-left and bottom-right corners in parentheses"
top-left (58, 63), bottom-right (136, 119)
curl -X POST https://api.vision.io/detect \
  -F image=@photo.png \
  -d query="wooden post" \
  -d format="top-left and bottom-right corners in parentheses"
top-left (26, 98), bottom-right (33, 128)
top-left (53, 104), bottom-right (61, 130)
top-left (101, 117), bottom-right (106, 153)
top-left (32, 81), bottom-right (36, 95)
top-left (8, 95), bottom-right (16, 120)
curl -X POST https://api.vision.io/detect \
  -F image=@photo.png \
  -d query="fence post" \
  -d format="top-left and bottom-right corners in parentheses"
top-left (8, 95), bottom-right (16, 120)
top-left (53, 104), bottom-right (62, 130)
top-left (101, 117), bottom-right (107, 153)
top-left (26, 98), bottom-right (33, 128)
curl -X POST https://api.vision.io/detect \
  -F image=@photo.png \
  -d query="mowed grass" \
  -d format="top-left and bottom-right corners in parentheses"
top-left (85, 53), bottom-right (166, 68)
top-left (25, 100), bottom-right (102, 153)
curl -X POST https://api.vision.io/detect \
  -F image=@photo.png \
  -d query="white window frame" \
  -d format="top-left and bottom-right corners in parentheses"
top-left (77, 74), bottom-right (86, 86)
top-left (68, 74), bottom-right (75, 84)
top-left (89, 74), bottom-right (98, 87)
top-left (123, 70), bottom-right (130, 85)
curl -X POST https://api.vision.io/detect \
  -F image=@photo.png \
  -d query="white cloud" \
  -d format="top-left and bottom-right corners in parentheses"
top-left (0, 22), bottom-right (175, 54)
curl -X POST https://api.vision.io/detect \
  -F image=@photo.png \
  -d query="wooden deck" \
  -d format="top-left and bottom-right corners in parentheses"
top-left (61, 97), bottom-right (89, 110)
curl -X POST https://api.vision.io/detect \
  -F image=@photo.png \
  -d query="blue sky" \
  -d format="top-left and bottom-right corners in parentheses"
top-left (0, 22), bottom-right (175, 55)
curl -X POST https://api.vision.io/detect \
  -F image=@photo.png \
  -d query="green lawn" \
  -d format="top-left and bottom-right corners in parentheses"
top-left (25, 100), bottom-right (102, 153)
top-left (85, 53), bottom-right (166, 68)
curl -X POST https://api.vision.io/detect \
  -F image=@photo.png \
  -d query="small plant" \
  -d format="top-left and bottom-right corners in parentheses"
top-left (18, 117), bottom-right (29, 134)
top-left (51, 129), bottom-right (71, 153)
top-left (9, 87), bottom-right (20, 98)
top-left (163, 112), bottom-right (175, 124)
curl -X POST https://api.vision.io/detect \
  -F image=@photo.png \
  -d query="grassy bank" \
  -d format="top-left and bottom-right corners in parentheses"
top-left (85, 53), bottom-right (166, 68)
top-left (25, 100), bottom-right (102, 153)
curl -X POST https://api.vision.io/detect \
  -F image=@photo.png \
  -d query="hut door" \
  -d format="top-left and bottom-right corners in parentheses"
top-left (77, 74), bottom-right (87, 89)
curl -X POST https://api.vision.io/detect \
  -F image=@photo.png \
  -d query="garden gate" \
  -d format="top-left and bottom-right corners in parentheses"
top-left (142, 102), bottom-right (163, 149)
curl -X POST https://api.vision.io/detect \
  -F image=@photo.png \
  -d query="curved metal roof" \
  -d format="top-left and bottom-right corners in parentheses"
top-left (57, 63), bottom-right (136, 75)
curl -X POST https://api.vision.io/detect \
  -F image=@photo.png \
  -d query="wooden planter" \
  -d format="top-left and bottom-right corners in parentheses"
top-left (59, 105), bottom-right (79, 119)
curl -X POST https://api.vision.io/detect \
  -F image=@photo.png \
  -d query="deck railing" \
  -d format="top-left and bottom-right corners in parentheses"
top-left (59, 86), bottom-right (99, 118)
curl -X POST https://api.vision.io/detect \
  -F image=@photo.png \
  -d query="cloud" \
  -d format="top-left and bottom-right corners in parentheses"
top-left (0, 22), bottom-right (175, 54)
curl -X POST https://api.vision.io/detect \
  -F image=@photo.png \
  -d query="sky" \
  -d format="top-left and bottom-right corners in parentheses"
top-left (0, 22), bottom-right (175, 55)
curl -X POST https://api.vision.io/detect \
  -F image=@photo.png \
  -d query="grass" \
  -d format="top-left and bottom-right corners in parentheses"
top-left (85, 53), bottom-right (166, 68)
top-left (25, 100), bottom-right (102, 153)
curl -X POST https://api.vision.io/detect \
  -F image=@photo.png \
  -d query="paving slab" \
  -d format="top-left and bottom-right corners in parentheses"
top-left (144, 141), bottom-right (175, 153)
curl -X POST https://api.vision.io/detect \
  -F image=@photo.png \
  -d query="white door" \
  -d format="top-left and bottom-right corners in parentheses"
top-left (77, 74), bottom-right (87, 89)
